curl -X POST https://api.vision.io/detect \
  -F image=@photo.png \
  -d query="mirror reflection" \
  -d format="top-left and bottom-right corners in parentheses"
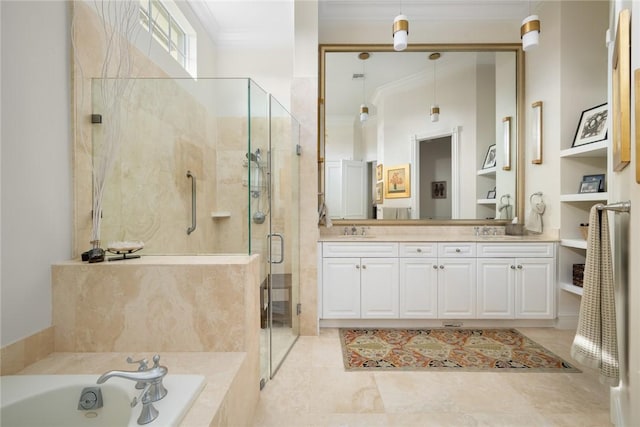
top-left (321, 45), bottom-right (523, 222)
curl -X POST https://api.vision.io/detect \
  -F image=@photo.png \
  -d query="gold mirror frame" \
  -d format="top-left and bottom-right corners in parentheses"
top-left (318, 43), bottom-right (526, 226)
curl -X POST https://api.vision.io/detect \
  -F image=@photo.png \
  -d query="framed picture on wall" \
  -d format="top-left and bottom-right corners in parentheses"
top-left (432, 181), bottom-right (446, 199)
top-left (376, 164), bottom-right (383, 181)
top-left (572, 103), bottom-right (608, 147)
top-left (482, 144), bottom-right (497, 169)
top-left (384, 164), bottom-right (410, 199)
top-left (375, 182), bottom-right (384, 204)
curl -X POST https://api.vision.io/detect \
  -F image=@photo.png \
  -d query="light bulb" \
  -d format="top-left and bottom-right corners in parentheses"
top-left (360, 104), bottom-right (369, 123)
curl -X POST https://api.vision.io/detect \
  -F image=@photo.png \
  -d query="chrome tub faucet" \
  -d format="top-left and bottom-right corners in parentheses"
top-left (97, 354), bottom-right (168, 425)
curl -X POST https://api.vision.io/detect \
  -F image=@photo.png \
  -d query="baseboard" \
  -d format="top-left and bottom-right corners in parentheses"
top-left (555, 313), bottom-right (579, 330)
top-left (320, 318), bottom-right (557, 329)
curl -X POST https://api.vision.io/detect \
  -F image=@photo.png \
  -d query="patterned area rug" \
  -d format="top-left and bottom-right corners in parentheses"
top-left (339, 328), bottom-right (580, 372)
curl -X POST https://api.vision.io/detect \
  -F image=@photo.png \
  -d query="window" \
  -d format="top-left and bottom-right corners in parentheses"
top-left (139, 0), bottom-right (192, 72)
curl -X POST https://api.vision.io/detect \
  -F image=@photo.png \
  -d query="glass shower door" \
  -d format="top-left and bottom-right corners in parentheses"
top-left (267, 96), bottom-right (300, 376)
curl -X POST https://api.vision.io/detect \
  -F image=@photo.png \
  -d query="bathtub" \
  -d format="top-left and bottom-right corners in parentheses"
top-left (0, 374), bottom-right (205, 427)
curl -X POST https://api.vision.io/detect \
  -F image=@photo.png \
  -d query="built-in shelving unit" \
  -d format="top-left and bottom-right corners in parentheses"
top-left (558, 139), bottom-right (609, 297)
top-left (476, 167), bottom-right (497, 218)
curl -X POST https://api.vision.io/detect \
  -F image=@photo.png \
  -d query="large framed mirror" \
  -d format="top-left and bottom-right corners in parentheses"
top-left (318, 44), bottom-right (525, 225)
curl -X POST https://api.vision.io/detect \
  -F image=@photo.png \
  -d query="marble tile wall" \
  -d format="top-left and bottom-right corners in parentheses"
top-left (0, 327), bottom-right (54, 375)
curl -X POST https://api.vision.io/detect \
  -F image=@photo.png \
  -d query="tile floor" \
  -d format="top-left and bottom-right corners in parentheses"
top-left (251, 327), bottom-right (613, 427)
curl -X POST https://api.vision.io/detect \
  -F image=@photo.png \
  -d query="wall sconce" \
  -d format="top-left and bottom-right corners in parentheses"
top-left (531, 101), bottom-right (543, 164)
top-left (521, 14), bottom-right (541, 51)
top-left (393, 14), bottom-right (409, 51)
top-left (429, 53), bottom-right (441, 122)
top-left (502, 116), bottom-right (512, 170)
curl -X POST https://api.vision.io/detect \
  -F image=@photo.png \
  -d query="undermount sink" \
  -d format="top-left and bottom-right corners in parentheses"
top-left (334, 234), bottom-right (377, 239)
top-left (476, 234), bottom-right (524, 240)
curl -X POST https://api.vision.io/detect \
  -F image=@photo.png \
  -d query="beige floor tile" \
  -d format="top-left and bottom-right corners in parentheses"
top-left (251, 327), bottom-right (613, 427)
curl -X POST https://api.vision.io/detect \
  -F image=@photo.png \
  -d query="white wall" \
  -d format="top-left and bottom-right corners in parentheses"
top-left (1, 1), bottom-right (72, 346)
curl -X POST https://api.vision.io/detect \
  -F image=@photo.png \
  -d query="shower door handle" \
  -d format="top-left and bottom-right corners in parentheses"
top-left (267, 233), bottom-right (284, 264)
top-left (186, 171), bottom-right (196, 235)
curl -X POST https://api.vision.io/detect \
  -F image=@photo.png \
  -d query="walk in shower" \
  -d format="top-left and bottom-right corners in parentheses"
top-left (91, 77), bottom-right (300, 385)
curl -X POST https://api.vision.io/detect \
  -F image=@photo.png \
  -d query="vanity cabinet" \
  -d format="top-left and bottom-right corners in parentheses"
top-left (321, 242), bottom-right (398, 319)
top-left (320, 240), bottom-right (555, 321)
top-left (436, 243), bottom-right (477, 318)
top-left (399, 243), bottom-right (438, 318)
top-left (477, 243), bottom-right (555, 319)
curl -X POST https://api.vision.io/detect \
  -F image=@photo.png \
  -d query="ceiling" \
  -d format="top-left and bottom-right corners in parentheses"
top-left (187, 0), bottom-right (536, 48)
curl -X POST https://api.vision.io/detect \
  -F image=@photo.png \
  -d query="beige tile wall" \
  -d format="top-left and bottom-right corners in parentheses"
top-left (0, 327), bottom-right (54, 375)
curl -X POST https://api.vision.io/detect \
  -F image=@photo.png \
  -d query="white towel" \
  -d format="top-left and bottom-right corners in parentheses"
top-left (525, 201), bottom-right (545, 233)
top-left (571, 205), bottom-right (619, 385)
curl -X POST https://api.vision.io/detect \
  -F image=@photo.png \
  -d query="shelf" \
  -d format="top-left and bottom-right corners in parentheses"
top-left (560, 239), bottom-right (587, 249)
top-left (560, 282), bottom-right (584, 296)
top-left (560, 192), bottom-right (608, 202)
top-left (211, 211), bottom-right (231, 218)
top-left (477, 167), bottom-right (496, 176)
top-left (560, 140), bottom-right (607, 158)
top-left (477, 199), bottom-right (496, 205)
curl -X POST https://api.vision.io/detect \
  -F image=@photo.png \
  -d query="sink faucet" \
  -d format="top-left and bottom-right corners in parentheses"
top-left (97, 354), bottom-right (168, 425)
top-left (351, 225), bottom-right (357, 235)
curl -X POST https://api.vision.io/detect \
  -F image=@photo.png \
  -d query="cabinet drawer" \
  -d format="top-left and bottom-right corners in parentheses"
top-left (323, 242), bottom-right (398, 258)
top-left (438, 242), bottom-right (476, 257)
top-left (399, 242), bottom-right (438, 257)
top-left (477, 242), bottom-right (555, 258)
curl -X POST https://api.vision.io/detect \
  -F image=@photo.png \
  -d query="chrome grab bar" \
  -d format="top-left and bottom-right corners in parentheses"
top-left (267, 233), bottom-right (284, 264)
top-left (597, 201), bottom-right (631, 213)
top-left (186, 171), bottom-right (196, 235)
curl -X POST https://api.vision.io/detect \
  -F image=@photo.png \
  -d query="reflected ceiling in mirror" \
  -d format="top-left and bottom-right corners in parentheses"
top-left (319, 44), bottom-right (524, 224)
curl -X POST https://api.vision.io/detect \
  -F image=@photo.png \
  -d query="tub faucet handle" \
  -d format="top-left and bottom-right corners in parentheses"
top-left (127, 356), bottom-right (148, 389)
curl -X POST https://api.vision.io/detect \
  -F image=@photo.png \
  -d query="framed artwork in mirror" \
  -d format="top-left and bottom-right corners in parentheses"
top-left (572, 103), bottom-right (608, 147)
top-left (482, 144), bottom-right (497, 169)
top-left (376, 164), bottom-right (383, 181)
top-left (432, 181), bottom-right (446, 199)
top-left (384, 164), bottom-right (410, 199)
top-left (612, 9), bottom-right (630, 171)
top-left (375, 182), bottom-right (384, 204)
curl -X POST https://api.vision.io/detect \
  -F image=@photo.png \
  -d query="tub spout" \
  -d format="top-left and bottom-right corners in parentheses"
top-left (97, 354), bottom-right (168, 402)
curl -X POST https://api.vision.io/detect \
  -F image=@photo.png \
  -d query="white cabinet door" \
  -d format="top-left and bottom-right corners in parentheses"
top-left (322, 257), bottom-right (361, 318)
top-left (361, 258), bottom-right (399, 318)
top-left (477, 258), bottom-right (515, 319)
top-left (515, 257), bottom-right (555, 319)
top-left (399, 258), bottom-right (438, 318)
top-left (437, 258), bottom-right (477, 318)
top-left (342, 160), bottom-right (366, 219)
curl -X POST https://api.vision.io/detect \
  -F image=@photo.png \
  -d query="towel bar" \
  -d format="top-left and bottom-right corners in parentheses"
top-left (597, 201), bottom-right (631, 213)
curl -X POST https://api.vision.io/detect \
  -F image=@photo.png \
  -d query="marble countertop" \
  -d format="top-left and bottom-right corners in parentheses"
top-left (14, 352), bottom-right (246, 427)
top-left (318, 234), bottom-right (558, 242)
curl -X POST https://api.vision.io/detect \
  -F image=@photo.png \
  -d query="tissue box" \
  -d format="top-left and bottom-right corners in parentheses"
top-left (505, 224), bottom-right (525, 236)
top-left (572, 264), bottom-right (585, 287)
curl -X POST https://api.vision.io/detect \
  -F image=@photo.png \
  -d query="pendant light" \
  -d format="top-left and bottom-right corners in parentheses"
top-left (359, 52), bottom-right (369, 123)
top-left (392, 1), bottom-right (408, 51)
top-left (521, 1), bottom-right (540, 51)
top-left (429, 52), bottom-right (441, 123)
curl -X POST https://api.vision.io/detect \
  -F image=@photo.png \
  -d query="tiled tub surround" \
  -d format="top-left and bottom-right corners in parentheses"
top-left (48, 255), bottom-right (261, 426)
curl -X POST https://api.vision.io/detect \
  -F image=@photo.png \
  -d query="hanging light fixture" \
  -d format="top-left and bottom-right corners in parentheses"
top-left (521, 1), bottom-right (540, 51)
top-left (429, 52), bottom-right (441, 123)
top-left (359, 52), bottom-right (369, 123)
top-left (392, 0), bottom-right (408, 52)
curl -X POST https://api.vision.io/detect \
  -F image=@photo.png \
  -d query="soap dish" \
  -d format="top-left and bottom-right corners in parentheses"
top-left (106, 241), bottom-right (144, 261)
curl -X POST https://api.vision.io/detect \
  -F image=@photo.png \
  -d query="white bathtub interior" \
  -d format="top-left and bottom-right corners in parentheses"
top-left (0, 374), bottom-right (205, 427)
